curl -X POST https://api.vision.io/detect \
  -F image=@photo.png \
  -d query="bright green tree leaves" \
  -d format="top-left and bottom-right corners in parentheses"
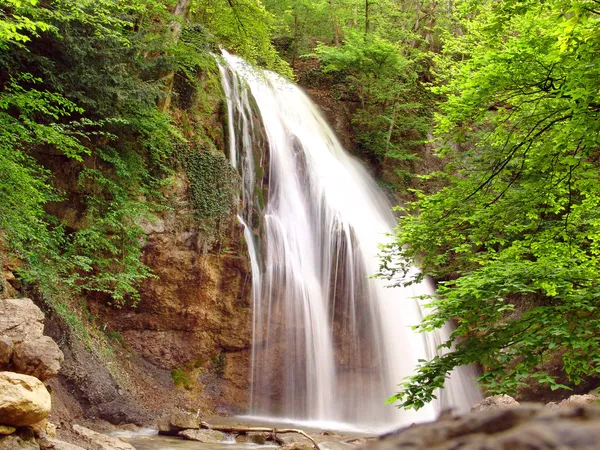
top-left (381, 0), bottom-right (600, 408)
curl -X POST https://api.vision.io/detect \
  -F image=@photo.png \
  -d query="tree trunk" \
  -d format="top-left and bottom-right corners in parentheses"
top-left (330, 0), bottom-right (341, 45)
top-left (386, 101), bottom-right (397, 152)
top-left (157, 0), bottom-right (192, 111)
top-left (292, 9), bottom-right (299, 69)
top-left (365, 0), bottom-right (370, 36)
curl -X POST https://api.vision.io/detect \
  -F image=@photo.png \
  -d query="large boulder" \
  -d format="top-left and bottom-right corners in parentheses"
top-left (72, 425), bottom-right (135, 450)
top-left (179, 429), bottom-right (225, 443)
top-left (362, 404), bottom-right (600, 450)
top-left (12, 336), bottom-right (64, 381)
top-left (471, 394), bottom-right (520, 412)
top-left (0, 299), bottom-right (45, 344)
top-left (0, 372), bottom-right (51, 426)
top-left (157, 411), bottom-right (200, 436)
top-left (0, 298), bottom-right (63, 381)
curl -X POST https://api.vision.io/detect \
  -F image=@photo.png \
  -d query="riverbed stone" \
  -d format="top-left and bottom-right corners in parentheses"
top-left (0, 372), bottom-right (51, 426)
top-left (281, 442), bottom-right (315, 450)
top-left (471, 394), bottom-right (520, 412)
top-left (157, 411), bottom-right (200, 435)
top-left (72, 425), bottom-right (135, 450)
top-left (179, 429), bottom-right (226, 443)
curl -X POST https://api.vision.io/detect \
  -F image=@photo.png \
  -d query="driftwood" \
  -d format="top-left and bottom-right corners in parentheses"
top-left (199, 421), bottom-right (322, 450)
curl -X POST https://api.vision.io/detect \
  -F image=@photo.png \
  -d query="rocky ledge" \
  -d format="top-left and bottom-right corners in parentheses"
top-left (365, 401), bottom-right (600, 450)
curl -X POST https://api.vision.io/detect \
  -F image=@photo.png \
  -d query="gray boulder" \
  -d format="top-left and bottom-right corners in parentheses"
top-left (0, 299), bottom-right (45, 344)
top-left (179, 429), bottom-right (225, 443)
top-left (12, 336), bottom-right (64, 381)
top-left (471, 394), bottom-right (520, 412)
top-left (0, 298), bottom-right (63, 381)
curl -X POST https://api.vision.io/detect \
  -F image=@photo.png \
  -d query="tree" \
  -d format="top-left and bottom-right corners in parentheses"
top-left (380, 0), bottom-right (600, 409)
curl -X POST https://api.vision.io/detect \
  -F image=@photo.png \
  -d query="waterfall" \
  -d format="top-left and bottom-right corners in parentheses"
top-left (217, 51), bottom-right (481, 432)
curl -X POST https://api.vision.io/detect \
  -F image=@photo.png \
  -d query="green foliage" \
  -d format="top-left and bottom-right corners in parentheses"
top-left (0, 0), bottom-right (51, 48)
top-left (211, 351), bottom-right (226, 377)
top-left (291, 0), bottom-right (453, 183)
top-left (0, 0), bottom-right (184, 308)
top-left (380, 0), bottom-right (600, 409)
top-left (193, 0), bottom-right (292, 77)
top-left (316, 31), bottom-right (430, 164)
top-left (171, 367), bottom-right (193, 388)
top-left (182, 147), bottom-right (239, 247)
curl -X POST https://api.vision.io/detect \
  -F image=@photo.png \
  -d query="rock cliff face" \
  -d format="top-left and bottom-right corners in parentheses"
top-left (1, 67), bottom-right (254, 423)
top-left (86, 174), bottom-right (253, 415)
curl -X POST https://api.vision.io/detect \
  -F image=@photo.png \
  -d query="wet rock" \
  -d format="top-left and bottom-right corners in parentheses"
top-left (471, 394), bottom-right (520, 412)
top-left (345, 437), bottom-right (376, 445)
top-left (157, 411), bottom-right (200, 436)
top-left (362, 404), bottom-right (600, 450)
top-left (0, 371), bottom-right (51, 426)
top-left (247, 432), bottom-right (271, 444)
top-left (0, 427), bottom-right (39, 450)
top-left (281, 442), bottom-right (315, 450)
top-left (281, 434), bottom-right (306, 445)
top-left (179, 429), bottom-right (226, 442)
top-left (0, 426), bottom-right (15, 435)
top-left (72, 424), bottom-right (135, 450)
top-left (235, 432), bottom-right (269, 444)
top-left (13, 336), bottom-right (64, 381)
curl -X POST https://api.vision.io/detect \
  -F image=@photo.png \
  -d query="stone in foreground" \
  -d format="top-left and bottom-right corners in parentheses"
top-left (72, 425), bottom-right (135, 450)
top-left (362, 404), bottom-right (600, 450)
top-left (0, 372), bottom-right (51, 427)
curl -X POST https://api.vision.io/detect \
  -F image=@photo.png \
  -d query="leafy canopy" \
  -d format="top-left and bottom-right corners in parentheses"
top-left (380, 0), bottom-right (600, 409)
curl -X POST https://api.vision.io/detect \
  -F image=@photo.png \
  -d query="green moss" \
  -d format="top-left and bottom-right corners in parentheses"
top-left (171, 367), bottom-right (193, 390)
top-left (182, 147), bottom-right (239, 247)
top-left (211, 351), bottom-right (227, 377)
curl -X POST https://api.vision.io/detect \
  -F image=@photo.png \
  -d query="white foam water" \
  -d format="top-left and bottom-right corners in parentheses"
top-left (217, 50), bottom-right (481, 431)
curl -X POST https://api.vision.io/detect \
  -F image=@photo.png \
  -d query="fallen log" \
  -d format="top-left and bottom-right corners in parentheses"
top-left (199, 422), bottom-right (322, 450)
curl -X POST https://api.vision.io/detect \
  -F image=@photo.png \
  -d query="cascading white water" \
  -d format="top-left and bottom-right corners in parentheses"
top-left (218, 51), bottom-right (481, 432)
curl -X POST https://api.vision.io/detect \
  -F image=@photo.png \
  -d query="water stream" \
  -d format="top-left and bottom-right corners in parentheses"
top-left (217, 51), bottom-right (481, 432)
